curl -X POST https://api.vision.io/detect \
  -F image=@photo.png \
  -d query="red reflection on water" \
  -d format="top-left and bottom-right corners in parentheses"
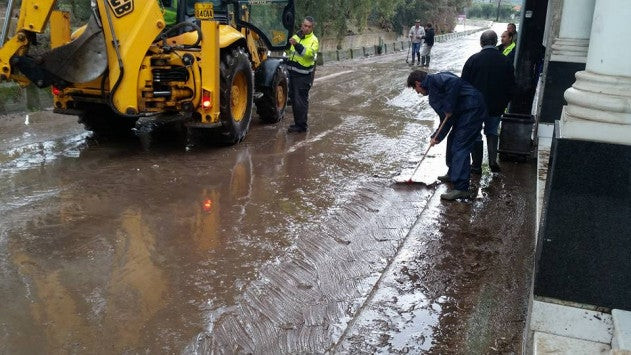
top-left (202, 199), bottom-right (213, 212)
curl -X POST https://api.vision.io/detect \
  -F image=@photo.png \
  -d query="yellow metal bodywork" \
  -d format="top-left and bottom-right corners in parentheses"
top-left (49, 11), bottom-right (71, 48)
top-left (0, 35), bottom-right (29, 84)
top-left (1, 0), bottom-right (281, 131)
top-left (95, 0), bottom-right (165, 114)
top-left (199, 20), bottom-right (221, 123)
top-left (0, 0), bottom-right (58, 83)
top-left (16, 0), bottom-right (54, 33)
top-left (165, 25), bottom-right (245, 51)
top-left (70, 24), bottom-right (88, 41)
top-left (245, 28), bottom-right (262, 68)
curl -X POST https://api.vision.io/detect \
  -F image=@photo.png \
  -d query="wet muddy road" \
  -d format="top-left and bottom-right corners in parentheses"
top-left (0, 26), bottom-right (535, 353)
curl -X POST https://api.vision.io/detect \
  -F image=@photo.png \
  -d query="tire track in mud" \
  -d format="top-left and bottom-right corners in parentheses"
top-left (186, 181), bottom-right (438, 353)
top-left (327, 184), bottom-right (442, 353)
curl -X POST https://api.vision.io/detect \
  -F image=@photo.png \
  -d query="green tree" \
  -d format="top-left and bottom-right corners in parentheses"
top-left (57, 0), bottom-right (92, 26)
top-left (466, 2), bottom-right (520, 22)
top-left (290, 0), bottom-right (471, 43)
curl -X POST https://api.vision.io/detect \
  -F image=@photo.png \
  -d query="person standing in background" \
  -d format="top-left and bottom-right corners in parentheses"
top-left (498, 30), bottom-right (516, 65)
top-left (408, 20), bottom-right (425, 66)
top-left (507, 23), bottom-right (518, 43)
top-left (462, 30), bottom-right (515, 173)
top-left (420, 23), bottom-right (435, 67)
top-left (286, 16), bottom-right (319, 133)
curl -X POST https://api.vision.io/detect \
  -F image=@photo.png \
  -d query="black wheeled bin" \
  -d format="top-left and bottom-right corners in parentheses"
top-left (498, 113), bottom-right (535, 161)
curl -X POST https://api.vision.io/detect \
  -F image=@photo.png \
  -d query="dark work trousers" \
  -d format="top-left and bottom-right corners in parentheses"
top-left (289, 70), bottom-right (313, 130)
top-left (444, 106), bottom-right (486, 191)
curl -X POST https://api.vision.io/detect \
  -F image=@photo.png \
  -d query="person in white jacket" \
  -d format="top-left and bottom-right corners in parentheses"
top-left (408, 19), bottom-right (426, 65)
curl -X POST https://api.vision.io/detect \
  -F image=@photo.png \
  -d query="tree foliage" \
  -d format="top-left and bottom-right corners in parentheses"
top-left (56, 0), bottom-right (92, 25)
top-left (466, 2), bottom-right (520, 22)
top-left (295, 0), bottom-right (471, 42)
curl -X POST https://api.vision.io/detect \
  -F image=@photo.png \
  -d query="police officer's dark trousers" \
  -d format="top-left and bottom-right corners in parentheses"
top-left (289, 71), bottom-right (313, 130)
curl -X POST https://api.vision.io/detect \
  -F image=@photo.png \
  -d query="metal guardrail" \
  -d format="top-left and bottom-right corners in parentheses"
top-left (1, 0), bottom-right (16, 47)
top-left (317, 26), bottom-right (490, 65)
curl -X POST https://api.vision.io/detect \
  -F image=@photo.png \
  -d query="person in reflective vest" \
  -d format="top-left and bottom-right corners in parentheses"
top-left (286, 16), bottom-right (319, 133)
top-left (498, 31), bottom-right (516, 65)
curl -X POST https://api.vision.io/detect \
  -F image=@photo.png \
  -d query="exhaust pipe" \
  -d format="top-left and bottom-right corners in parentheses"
top-left (0, 0), bottom-right (16, 47)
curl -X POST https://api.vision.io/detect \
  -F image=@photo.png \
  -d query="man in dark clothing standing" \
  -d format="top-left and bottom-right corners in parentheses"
top-left (420, 23), bottom-right (435, 67)
top-left (407, 70), bottom-right (487, 200)
top-left (462, 30), bottom-right (515, 173)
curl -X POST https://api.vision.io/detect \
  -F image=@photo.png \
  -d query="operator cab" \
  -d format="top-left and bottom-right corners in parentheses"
top-left (159, 0), bottom-right (294, 51)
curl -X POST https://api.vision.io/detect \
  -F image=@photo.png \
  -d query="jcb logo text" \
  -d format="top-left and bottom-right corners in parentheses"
top-left (108, 0), bottom-right (134, 18)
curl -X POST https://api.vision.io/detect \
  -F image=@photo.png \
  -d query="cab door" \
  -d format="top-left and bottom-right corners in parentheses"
top-left (235, 0), bottom-right (295, 51)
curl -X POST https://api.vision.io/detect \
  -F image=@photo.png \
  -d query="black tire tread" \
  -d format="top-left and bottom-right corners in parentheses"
top-left (255, 67), bottom-right (288, 123)
top-left (217, 47), bottom-right (254, 145)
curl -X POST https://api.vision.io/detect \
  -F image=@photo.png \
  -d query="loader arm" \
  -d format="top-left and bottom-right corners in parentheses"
top-left (1, 0), bottom-right (167, 115)
top-left (0, 0), bottom-right (58, 84)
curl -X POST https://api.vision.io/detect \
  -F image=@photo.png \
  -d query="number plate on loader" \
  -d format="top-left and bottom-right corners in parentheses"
top-left (195, 3), bottom-right (214, 20)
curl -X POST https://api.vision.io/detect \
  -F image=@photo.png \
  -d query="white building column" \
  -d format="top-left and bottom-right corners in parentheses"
top-left (538, 0), bottom-right (595, 126)
top-left (561, 0), bottom-right (631, 145)
top-left (550, 0), bottom-right (595, 63)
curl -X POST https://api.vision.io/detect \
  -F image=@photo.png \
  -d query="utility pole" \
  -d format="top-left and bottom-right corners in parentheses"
top-left (496, 0), bottom-right (502, 21)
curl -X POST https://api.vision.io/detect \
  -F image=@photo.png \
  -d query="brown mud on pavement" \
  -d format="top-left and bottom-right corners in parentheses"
top-left (336, 161), bottom-right (537, 353)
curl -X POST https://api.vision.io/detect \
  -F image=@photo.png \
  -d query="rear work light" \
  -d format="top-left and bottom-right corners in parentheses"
top-left (202, 89), bottom-right (212, 109)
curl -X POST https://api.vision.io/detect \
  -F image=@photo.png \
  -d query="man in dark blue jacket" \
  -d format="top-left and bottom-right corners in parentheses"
top-left (420, 23), bottom-right (435, 67)
top-left (407, 70), bottom-right (487, 200)
top-left (462, 30), bottom-right (515, 173)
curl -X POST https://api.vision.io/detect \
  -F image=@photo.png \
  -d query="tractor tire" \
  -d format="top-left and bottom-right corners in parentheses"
top-left (78, 104), bottom-right (137, 138)
top-left (217, 47), bottom-right (254, 145)
top-left (255, 66), bottom-right (288, 123)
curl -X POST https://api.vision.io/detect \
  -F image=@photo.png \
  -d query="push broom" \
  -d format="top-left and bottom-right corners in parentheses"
top-left (394, 114), bottom-right (450, 185)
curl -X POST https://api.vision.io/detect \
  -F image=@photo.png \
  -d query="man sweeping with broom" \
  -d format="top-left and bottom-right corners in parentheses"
top-left (407, 70), bottom-right (487, 200)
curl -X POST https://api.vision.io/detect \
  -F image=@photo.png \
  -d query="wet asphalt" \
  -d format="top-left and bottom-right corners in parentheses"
top-left (0, 24), bottom-right (536, 353)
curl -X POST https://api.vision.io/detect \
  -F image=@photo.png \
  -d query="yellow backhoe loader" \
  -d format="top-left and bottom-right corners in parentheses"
top-left (0, 0), bottom-right (295, 143)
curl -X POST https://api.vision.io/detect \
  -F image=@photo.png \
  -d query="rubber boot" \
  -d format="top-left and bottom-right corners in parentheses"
top-left (470, 140), bottom-right (483, 174)
top-left (487, 135), bottom-right (501, 172)
top-left (425, 55), bottom-right (430, 67)
top-left (417, 53), bottom-right (421, 65)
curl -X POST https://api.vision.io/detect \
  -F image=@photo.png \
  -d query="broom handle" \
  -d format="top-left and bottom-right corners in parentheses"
top-left (409, 114), bottom-right (451, 178)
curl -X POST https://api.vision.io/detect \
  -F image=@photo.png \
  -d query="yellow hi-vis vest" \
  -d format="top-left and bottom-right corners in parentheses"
top-left (286, 32), bottom-right (319, 74)
top-left (502, 42), bottom-right (516, 56)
